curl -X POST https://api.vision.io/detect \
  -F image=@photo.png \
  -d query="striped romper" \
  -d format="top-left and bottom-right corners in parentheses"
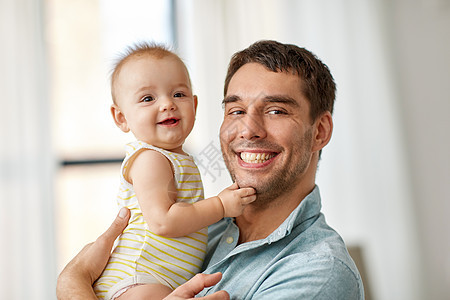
top-left (94, 141), bottom-right (208, 299)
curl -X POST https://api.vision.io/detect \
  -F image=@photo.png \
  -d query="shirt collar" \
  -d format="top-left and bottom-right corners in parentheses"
top-left (265, 185), bottom-right (322, 244)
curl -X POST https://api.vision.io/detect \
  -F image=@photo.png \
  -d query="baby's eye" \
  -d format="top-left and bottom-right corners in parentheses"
top-left (174, 92), bottom-right (186, 98)
top-left (141, 96), bottom-right (154, 102)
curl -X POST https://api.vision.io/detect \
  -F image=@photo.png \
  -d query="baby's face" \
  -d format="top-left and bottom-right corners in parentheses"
top-left (114, 55), bottom-right (197, 154)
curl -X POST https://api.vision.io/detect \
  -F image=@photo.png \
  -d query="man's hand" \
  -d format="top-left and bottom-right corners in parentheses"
top-left (56, 207), bottom-right (130, 300)
top-left (56, 207), bottom-right (227, 300)
top-left (164, 272), bottom-right (229, 300)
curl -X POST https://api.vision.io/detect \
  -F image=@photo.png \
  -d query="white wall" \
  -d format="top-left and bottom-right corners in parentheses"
top-left (384, 0), bottom-right (450, 298)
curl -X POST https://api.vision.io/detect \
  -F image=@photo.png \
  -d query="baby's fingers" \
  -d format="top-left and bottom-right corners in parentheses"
top-left (226, 182), bottom-right (239, 190)
top-left (241, 194), bottom-right (257, 204)
top-left (239, 187), bottom-right (256, 196)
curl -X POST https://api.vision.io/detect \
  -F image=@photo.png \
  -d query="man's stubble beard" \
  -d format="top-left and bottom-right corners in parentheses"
top-left (221, 128), bottom-right (313, 209)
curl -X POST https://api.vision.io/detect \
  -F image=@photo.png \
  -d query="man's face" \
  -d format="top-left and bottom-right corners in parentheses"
top-left (220, 63), bottom-right (315, 206)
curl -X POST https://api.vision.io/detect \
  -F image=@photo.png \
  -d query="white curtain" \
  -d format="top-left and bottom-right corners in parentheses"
top-left (175, 1), bottom-right (422, 299)
top-left (0, 0), bottom-right (56, 299)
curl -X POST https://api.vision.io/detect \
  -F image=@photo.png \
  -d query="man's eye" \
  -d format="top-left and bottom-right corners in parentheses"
top-left (268, 109), bottom-right (286, 115)
top-left (230, 110), bottom-right (245, 115)
top-left (141, 96), bottom-right (154, 102)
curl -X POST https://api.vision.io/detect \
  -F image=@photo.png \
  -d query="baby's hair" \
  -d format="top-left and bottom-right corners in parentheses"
top-left (110, 41), bottom-right (178, 104)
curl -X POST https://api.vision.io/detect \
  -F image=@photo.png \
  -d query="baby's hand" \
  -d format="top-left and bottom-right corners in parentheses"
top-left (217, 182), bottom-right (256, 217)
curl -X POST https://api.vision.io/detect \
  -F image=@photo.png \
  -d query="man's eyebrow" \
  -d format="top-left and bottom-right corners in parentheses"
top-left (263, 95), bottom-right (299, 107)
top-left (221, 94), bottom-right (300, 108)
top-left (222, 95), bottom-right (241, 106)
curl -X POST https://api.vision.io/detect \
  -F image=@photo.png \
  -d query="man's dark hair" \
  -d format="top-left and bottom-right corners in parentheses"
top-left (224, 40), bottom-right (336, 121)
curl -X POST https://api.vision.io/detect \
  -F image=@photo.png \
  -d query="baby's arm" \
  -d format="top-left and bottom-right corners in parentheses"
top-left (128, 150), bottom-right (255, 238)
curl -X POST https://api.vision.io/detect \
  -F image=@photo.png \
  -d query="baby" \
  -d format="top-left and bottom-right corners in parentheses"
top-left (93, 42), bottom-right (256, 299)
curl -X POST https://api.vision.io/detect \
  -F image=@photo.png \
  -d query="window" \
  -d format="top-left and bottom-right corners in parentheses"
top-left (45, 0), bottom-right (175, 272)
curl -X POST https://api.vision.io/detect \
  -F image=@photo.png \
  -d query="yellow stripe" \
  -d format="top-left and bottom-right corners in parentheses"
top-left (138, 252), bottom-right (189, 283)
top-left (147, 233), bottom-right (205, 257)
top-left (125, 206), bottom-right (140, 211)
top-left (108, 259), bottom-right (138, 271)
top-left (143, 240), bottom-right (200, 271)
top-left (184, 235), bottom-right (207, 246)
top-left (99, 274), bottom-right (123, 281)
top-left (110, 254), bottom-right (186, 283)
top-left (194, 230), bottom-right (208, 238)
top-left (178, 180), bottom-right (202, 183)
top-left (113, 246), bottom-right (188, 285)
top-left (117, 237), bottom-right (201, 270)
top-left (132, 221), bottom-right (146, 225)
top-left (124, 227), bottom-right (145, 234)
top-left (174, 158), bottom-right (193, 162)
top-left (159, 236), bottom-right (205, 253)
top-left (104, 268), bottom-right (133, 277)
top-left (116, 244), bottom-right (198, 274)
top-left (177, 188), bottom-right (203, 191)
top-left (177, 196), bottom-right (200, 200)
top-left (118, 194), bottom-right (136, 201)
top-left (118, 237), bottom-right (144, 245)
top-left (103, 279), bottom-right (119, 284)
top-left (95, 291), bottom-right (107, 296)
top-left (95, 282), bottom-right (113, 287)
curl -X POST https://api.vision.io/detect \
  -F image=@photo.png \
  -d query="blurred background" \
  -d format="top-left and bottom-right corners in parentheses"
top-left (1, 0), bottom-right (449, 299)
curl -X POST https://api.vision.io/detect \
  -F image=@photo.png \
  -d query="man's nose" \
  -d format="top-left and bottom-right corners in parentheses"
top-left (239, 113), bottom-right (267, 140)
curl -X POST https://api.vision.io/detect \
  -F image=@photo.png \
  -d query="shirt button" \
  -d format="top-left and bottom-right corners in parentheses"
top-left (226, 237), bottom-right (234, 244)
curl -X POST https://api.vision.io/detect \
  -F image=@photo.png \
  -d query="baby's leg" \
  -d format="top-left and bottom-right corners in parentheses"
top-left (116, 283), bottom-right (173, 300)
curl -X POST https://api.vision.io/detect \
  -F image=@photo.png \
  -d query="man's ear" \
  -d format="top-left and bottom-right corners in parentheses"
top-left (312, 111), bottom-right (333, 153)
top-left (111, 104), bottom-right (130, 133)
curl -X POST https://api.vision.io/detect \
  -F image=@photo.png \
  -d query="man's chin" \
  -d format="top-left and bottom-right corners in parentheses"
top-left (227, 164), bottom-right (260, 190)
top-left (234, 177), bottom-right (259, 191)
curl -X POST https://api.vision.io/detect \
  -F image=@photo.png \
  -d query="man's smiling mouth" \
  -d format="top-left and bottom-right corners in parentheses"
top-left (240, 152), bottom-right (277, 164)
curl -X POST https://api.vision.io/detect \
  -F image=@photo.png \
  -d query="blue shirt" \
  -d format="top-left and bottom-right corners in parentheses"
top-left (197, 186), bottom-right (364, 299)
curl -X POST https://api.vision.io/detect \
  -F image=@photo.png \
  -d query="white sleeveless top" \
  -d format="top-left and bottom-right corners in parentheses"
top-left (94, 141), bottom-right (208, 299)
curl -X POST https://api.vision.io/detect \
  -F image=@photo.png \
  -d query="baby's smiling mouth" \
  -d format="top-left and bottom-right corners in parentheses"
top-left (240, 152), bottom-right (277, 164)
top-left (158, 118), bottom-right (179, 126)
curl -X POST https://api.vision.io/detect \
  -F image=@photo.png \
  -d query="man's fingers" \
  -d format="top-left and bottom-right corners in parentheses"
top-left (197, 272), bottom-right (223, 288)
top-left (193, 274), bottom-right (229, 300)
top-left (57, 207), bottom-right (132, 297)
top-left (97, 207), bottom-right (130, 249)
top-left (165, 272), bottom-right (228, 299)
top-left (196, 290), bottom-right (230, 300)
top-left (184, 273), bottom-right (222, 295)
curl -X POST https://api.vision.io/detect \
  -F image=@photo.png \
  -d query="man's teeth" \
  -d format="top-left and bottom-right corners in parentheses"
top-left (240, 152), bottom-right (275, 163)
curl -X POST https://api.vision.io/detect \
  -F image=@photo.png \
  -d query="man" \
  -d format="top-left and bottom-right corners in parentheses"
top-left (57, 40), bottom-right (364, 299)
